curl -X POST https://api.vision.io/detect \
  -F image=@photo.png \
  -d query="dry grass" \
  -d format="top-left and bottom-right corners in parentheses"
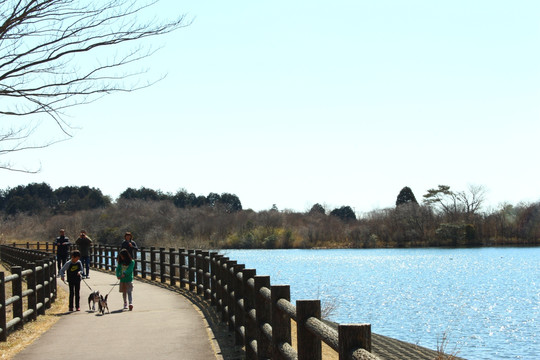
top-left (0, 262), bottom-right (68, 360)
top-left (434, 332), bottom-right (461, 360)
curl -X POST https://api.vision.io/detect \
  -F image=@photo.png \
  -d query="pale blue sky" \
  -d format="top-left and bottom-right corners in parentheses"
top-left (2, 0), bottom-right (539, 214)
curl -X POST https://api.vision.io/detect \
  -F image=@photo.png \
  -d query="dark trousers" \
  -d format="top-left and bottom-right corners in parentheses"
top-left (68, 281), bottom-right (81, 309)
top-left (81, 256), bottom-right (90, 276)
top-left (57, 254), bottom-right (68, 272)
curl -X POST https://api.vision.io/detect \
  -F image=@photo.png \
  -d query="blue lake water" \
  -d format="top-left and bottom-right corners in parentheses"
top-left (223, 247), bottom-right (539, 360)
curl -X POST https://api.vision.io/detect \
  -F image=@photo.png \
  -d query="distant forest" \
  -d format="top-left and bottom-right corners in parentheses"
top-left (0, 183), bottom-right (538, 249)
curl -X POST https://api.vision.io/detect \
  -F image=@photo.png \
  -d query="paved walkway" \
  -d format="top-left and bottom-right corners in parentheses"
top-left (13, 269), bottom-right (224, 360)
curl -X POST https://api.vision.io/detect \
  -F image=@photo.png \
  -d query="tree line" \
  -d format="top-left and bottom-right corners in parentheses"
top-left (0, 183), bottom-right (538, 249)
top-left (0, 183), bottom-right (242, 215)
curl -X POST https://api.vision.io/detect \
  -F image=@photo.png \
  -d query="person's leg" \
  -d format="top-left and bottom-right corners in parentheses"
top-left (57, 255), bottom-right (62, 272)
top-left (68, 282), bottom-right (74, 310)
top-left (127, 283), bottom-right (133, 310)
top-left (74, 281), bottom-right (80, 310)
top-left (60, 256), bottom-right (67, 270)
top-left (82, 256), bottom-right (90, 277)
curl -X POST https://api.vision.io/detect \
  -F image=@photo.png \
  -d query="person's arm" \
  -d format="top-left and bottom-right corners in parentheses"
top-left (116, 264), bottom-right (122, 278)
top-left (78, 261), bottom-right (85, 277)
top-left (59, 260), bottom-right (70, 279)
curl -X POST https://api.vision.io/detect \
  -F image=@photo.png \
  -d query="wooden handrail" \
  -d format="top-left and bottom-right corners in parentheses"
top-left (4, 243), bottom-right (375, 359)
top-left (0, 245), bottom-right (57, 342)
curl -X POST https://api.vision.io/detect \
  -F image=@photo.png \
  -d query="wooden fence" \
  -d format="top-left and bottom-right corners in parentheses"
top-left (0, 245), bottom-right (57, 342)
top-left (4, 243), bottom-right (377, 360)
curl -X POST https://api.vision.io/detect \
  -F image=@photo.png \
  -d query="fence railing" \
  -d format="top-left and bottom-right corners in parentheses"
top-left (0, 245), bottom-right (57, 342)
top-left (7, 241), bottom-right (56, 254)
top-left (90, 245), bottom-right (376, 360)
top-left (4, 243), bottom-right (376, 359)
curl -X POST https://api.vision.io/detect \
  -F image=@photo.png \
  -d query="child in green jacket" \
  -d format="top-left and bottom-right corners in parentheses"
top-left (116, 248), bottom-right (135, 310)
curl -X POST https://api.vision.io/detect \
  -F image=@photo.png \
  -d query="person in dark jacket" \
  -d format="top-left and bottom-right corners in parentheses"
top-left (121, 232), bottom-right (138, 260)
top-left (76, 230), bottom-right (93, 279)
top-left (59, 250), bottom-right (85, 311)
top-left (54, 229), bottom-right (71, 273)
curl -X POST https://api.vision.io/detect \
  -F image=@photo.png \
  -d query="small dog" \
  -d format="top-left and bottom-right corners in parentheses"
top-left (88, 290), bottom-right (100, 311)
top-left (98, 294), bottom-right (109, 315)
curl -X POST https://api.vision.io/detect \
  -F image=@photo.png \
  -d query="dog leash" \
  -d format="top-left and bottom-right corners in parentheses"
top-left (81, 275), bottom-right (120, 296)
top-left (106, 279), bottom-right (120, 296)
top-left (81, 276), bottom-right (94, 292)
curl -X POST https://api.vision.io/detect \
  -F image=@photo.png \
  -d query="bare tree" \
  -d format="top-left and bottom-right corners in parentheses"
top-left (455, 184), bottom-right (487, 220)
top-left (423, 184), bottom-right (487, 221)
top-left (0, 0), bottom-right (190, 171)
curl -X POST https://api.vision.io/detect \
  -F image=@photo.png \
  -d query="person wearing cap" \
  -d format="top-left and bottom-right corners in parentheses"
top-left (121, 231), bottom-right (138, 260)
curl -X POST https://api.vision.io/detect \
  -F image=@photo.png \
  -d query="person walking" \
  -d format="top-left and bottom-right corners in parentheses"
top-left (54, 229), bottom-right (71, 274)
top-left (121, 231), bottom-right (138, 260)
top-left (60, 250), bottom-right (85, 311)
top-left (116, 248), bottom-right (135, 311)
top-left (75, 230), bottom-right (92, 278)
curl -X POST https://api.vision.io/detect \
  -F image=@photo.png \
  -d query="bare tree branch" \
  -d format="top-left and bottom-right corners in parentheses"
top-left (0, 0), bottom-right (190, 172)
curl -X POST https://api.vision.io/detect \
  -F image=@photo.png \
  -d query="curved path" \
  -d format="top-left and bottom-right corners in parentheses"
top-left (13, 269), bottom-right (223, 360)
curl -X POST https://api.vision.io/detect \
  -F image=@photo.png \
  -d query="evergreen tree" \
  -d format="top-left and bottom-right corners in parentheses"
top-left (396, 186), bottom-right (418, 206)
top-left (330, 206), bottom-right (356, 221)
top-left (309, 203), bottom-right (326, 215)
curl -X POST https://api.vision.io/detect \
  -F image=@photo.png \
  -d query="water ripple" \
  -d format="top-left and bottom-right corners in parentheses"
top-left (224, 247), bottom-right (540, 360)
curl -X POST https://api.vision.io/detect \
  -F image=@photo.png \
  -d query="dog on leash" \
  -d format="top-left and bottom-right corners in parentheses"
top-left (88, 290), bottom-right (100, 311)
top-left (98, 294), bottom-right (109, 315)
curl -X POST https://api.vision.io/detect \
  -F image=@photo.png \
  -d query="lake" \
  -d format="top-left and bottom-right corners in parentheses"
top-left (222, 247), bottom-right (539, 360)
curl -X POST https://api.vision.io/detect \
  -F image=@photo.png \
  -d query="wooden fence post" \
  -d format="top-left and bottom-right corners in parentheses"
top-left (242, 268), bottom-right (257, 360)
top-left (91, 245), bottom-right (97, 270)
top-left (26, 263), bottom-right (38, 321)
top-left (187, 250), bottom-right (195, 291)
top-left (254, 275), bottom-right (272, 359)
top-left (271, 285), bottom-right (292, 360)
top-left (150, 247), bottom-right (156, 281)
top-left (297, 300), bottom-right (322, 360)
top-left (169, 248), bottom-right (176, 286)
top-left (338, 324), bottom-right (372, 360)
top-left (45, 258), bottom-right (54, 309)
top-left (195, 250), bottom-right (203, 295)
top-left (12, 266), bottom-right (23, 331)
top-left (224, 260), bottom-right (237, 327)
top-left (105, 246), bottom-right (111, 271)
top-left (97, 245), bottom-right (103, 269)
top-left (178, 249), bottom-right (186, 288)
top-left (140, 248), bottom-right (147, 279)
top-left (48, 255), bottom-right (57, 303)
top-left (215, 256), bottom-right (228, 314)
top-left (210, 253), bottom-right (221, 306)
top-left (0, 272), bottom-right (6, 341)
top-left (202, 251), bottom-right (210, 300)
top-left (36, 260), bottom-right (46, 315)
top-left (159, 248), bottom-right (166, 283)
top-left (233, 264), bottom-right (245, 345)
